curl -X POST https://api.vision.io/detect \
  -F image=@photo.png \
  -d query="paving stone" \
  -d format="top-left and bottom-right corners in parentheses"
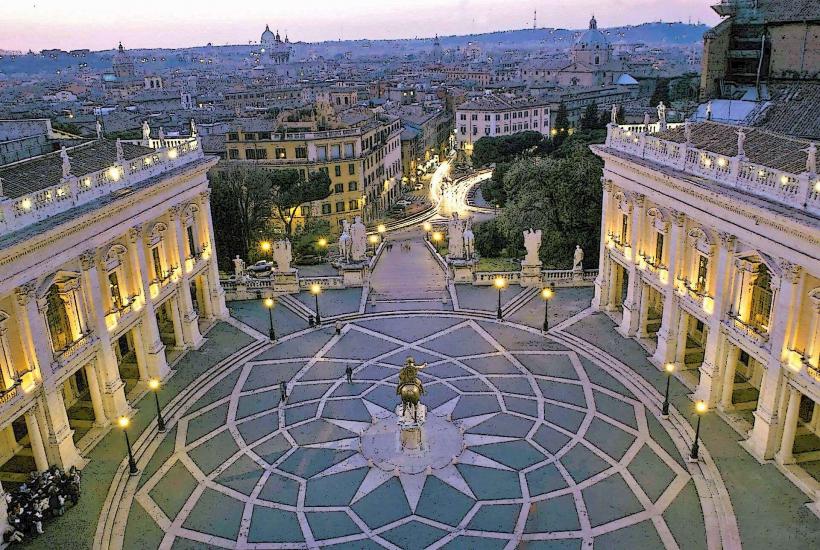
top-left (248, 507), bottom-right (304, 543)
top-left (257, 471), bottom-right (300, 506)
top-left (306, 510), bottom-right (362, 540)
top-left (524, 494), bottom-right (581, 533)
top-left (380, 520), bottom-right (450, 549)
top-left (148, 460), bottom-right (198, 522)
top-left (582, 472), bottom-right (645, 527)
top-left (181, 487), bottom-right (244, 540)
top-left (467, 503), bottom-right (522, 533)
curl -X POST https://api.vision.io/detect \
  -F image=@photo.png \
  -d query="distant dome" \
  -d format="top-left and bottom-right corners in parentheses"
top-left (113, 42), bottom-right (130, 64)
top-left (261, 25), bottom-right (275, 44)
top-left (574, 16), bottom-right (609, 50)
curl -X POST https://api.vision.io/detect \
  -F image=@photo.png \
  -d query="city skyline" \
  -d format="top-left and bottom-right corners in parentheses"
top-left (1, 0), bottom-right (720, 52)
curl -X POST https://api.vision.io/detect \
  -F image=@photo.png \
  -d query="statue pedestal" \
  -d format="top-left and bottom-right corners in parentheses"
top-left (447, 258), bottom-right (477, 284)
top-left (520, 263), bottom-right (543, 288)
top-left (339, 261), bottom-right (370, 287)
top-left (273, 269), bottom-right (299, 294)
top-left (572, 267), bottom-right (584, 282)
top-left (395, 404), bottom-right (427, 428)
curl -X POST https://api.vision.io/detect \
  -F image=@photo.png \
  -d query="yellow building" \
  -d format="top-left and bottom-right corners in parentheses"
top-left (223, 112), bottom-right (403, 232)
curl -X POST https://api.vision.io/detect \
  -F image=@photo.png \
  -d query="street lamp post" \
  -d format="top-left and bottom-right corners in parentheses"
top-left (541, 283), bottom-right (555, 332)
top-left (264, 297), bottom-right (276, 340)
top-left (422, 222), bottom-right (432, 241)
top-left (690, 400), bottom-right (707, 460)
top-left (260, 240), bottom-right (272, 258)
top-left (311, 284), bottom-right (322, 324)
top-left (494, 277), bottom-right (506, 320)
top-left (317, 238), bottom-right (328, 260)
top-left (662, 363), bottom-right (675, 416)
top-left (118, 417), bottom-right (139, 475)
top-left (368, 234), bottom-right (379, 256)
top-left (148, 379), bottom-right (166, 432)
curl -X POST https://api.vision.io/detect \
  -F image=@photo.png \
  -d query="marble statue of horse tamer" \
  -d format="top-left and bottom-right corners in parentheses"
top-left (397, 357), bottom-right (427, 422)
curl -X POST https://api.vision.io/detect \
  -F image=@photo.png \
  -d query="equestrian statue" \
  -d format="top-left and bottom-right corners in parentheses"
top-left (396, 357), bottom-right (427, 422)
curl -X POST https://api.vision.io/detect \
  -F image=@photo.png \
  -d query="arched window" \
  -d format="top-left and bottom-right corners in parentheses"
top-left (46, 288), bottom-right (72, 351)
top-left (595, 56), bottom-right (600, 65)
top-left (750, 265), bottom-right (773, 330)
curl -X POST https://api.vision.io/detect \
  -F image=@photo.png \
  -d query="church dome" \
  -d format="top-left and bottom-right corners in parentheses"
top-left (113, 42), bottom-right (131, 65)
top-left (574, 16), bottom-right (610, 50)
top-left (261, 25), bottom-right (275, 44)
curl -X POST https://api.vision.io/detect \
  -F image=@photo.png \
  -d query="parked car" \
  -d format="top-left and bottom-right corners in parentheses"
top-left (395, 199), bottom-right (412, 207)
top-left (413, 183), bottom-right (424, 191)
top-left (247, 260), bottom-right (273, 276)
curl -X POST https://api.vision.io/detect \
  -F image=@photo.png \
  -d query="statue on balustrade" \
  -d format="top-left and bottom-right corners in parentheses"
top-left (448, 212), bottom-right (465, 259)
top-left (273, 239), bottom-right (293, 272)
top-left (523, 229), bottom-right (542, 266)
top-left (339, 220), bottom-right (352, 263)
top-left (350, 216), bottom-right (367, 262)
top-left (573, 245), bottom-right (584, 272)
top-left (463, 217), bottom-right (475, 260)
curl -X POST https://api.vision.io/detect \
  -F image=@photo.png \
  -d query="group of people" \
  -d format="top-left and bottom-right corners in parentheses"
top-left (3, 466), bottom-right (81, 544)
top-left (385, 241), bottom-right (412, 252)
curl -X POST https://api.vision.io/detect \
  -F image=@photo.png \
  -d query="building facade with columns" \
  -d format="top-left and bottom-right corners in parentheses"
top-left (591, 120), bottom-right (820, 508)
top-left (0, 134), bottom-right (227, 523)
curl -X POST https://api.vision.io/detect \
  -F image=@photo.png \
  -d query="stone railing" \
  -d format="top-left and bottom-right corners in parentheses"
top-left (299, 276), bottom-right (345, 290)
top-left (53, 333), bottom-right (96, 369)
top-left (475, 271), bottom-right (522, 286)
top-left (0, 137), bottom-right (204, 235)
top-left (722, 314), bottom-right (770, 355)
top-left (605, 124), bottom-right (820, 216)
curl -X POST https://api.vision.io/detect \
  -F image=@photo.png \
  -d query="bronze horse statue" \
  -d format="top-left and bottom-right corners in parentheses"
top-left (397, 357), bottom-right (426, 421)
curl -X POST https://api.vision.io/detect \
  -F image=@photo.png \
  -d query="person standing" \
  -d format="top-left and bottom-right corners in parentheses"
top-left (335, 320), bottom-right (343, 335)
top-left (345, 365), bottom-right (353, 384)
top-left (279, 381), bottom-right (287, 402)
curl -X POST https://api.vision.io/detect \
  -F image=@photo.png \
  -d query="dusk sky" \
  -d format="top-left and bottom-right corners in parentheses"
top-left (1, 0), bottom-right (720, 52)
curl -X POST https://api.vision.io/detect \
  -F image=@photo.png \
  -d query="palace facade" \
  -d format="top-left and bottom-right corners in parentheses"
top-left (0, 134), bottom-right (227, 516)
top-left (592, 120), bottom-right (820, 507)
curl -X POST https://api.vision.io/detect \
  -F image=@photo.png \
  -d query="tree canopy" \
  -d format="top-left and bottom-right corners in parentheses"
top-left (470, 130), bottom-right (544, 167)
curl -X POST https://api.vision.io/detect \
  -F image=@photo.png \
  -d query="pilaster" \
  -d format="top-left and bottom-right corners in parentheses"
top-left (169, 206), bottom-right (204, 349)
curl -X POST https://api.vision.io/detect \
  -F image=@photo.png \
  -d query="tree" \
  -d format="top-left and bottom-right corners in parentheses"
top-left (473, 218), bottom-right (505, 258)
top-left (267, 169), bottom-right (332, 236)
top-left (498, 144), bottom-right (603, 268)
top-left (471, 130), bottom-right (543, 167)
top-left (480, 162), bottom-right (510, 207)
top-left (581, 101), bottom-right (599, 131)
top-left (650, 78), bottom-right (670, 107)
top-left (552, 102), bottom-right (570, 146)
top-left (209, 167), bottom-right (274, 268)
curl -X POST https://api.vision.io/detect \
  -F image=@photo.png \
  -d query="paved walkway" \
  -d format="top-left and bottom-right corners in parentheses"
top-left (27, 238), bottom-right (819, 549)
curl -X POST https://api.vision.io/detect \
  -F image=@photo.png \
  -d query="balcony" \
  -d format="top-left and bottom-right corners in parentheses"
top-left (53, 332), bottom-right (96, 369)
top-left (723, 312), bottom-right (770, 355)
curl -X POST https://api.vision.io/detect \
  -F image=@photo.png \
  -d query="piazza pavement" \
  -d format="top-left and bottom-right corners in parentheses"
top-left (24, 233), bottom-right (820, 549)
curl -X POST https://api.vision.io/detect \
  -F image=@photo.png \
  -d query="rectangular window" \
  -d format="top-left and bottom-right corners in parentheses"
top-left (258, 132), bottom-right (271, 140)
top-left (344, 143), bottom-right (354, 158)
top-left (108, 272), bottom-right (122, 310)
top-left (331, 144), bottom-right (341, 160)
top-left (349, 199), bottom-right (358, 210)
top-left (295, 147), bottom-right (307, 159)
top-left (621, 214), bottom-right (628, 242)
top-left (460, 126), bottom-right (466, 135)
top-left (472, 127), bottom-right (477, 135)
top-left (227, 132), bottom-right (238, 141)
top-left (255, 149), bottom-right (267, 159)
top-left (471, 114), bottom-right (478, 120)
top-left (245, 149), bottom-right (256, 160)
top-left (243, 133), bottom-right (256, 140)
top-left (696, 255), bottom-right (709, 292)
top-left (151, 247), bottom-right (162, 279)
top-left (336, 201), bottom-right (345, 212)
top-left (186, 225), bottom-right (196, 257)
top-left (275, 147), bottom-right (286, 159)
top-left (317, 146), bottom-right (327, 161)
top-left (334, 183), bottom-right (344, 193)
top-left (484, 114), bottom-right (491, 121)
top-left (319, 167), bottom-right (329, 176)
top-left (348, 181), bottom-right (358, 191)
top-left (655, 233), bottom-right (664, 265)
top-left (335, 165), bottom-right (342, 177)
top-left (348, 163), bottom-right (355, 175)
top-left (228, 149), bottom-right (239, 159)
top-left (321, 203), bottom-right (331, 215)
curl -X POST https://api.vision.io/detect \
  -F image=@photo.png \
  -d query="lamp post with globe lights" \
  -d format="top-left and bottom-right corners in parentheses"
top-left (118, 416), bottom-right (139, 475)
top-left (690, 400), bottom-right (708, 460)
top-left (662, 363), bottom-right (675, 417)
top-left (264, 297), bottom-right (276, 340)
top-left (368, 234), bottom-right (379, 256)
top-left (148, 379), bottom-right (166, 432)
top-left (422, 221), bottom-right (432, 241)
top-left (541, 283), bottom-right (555, 332)
top-left (494, 277), bottom-right (506, 320)
top-left (311, 284), bottom-right (322, 324)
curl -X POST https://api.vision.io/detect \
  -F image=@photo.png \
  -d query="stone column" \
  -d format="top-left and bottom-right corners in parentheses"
top-left (695, 233), bottom-right (735, 407)
top-left (652, 211), bottom-right (685, 367)
top-left (39, 389), bottom-right (83, 470)
top-left (620, 194), bottom-right (645, 335)
top-left (593, 179), bottom-right (613, 310)
top-left (636, 287), bottom-right (651, 338)
top-left (83, 361), bottom-right (108, 427)
top-left (169, 206), bottom-right (204, 349)
top-left (198, 190), bottom-right (230, 319)
top-left (719, 345), bottom-right (740, 411)
top-left (776, 386), bottom-right (801, 465)
top-left (24, 408), bottom-right (49, 472)
top-left (79, 250), bottom-right (129, 420)
top-left (129, 322), bottom-right (150, 381)
top-left (14, 282), bottom-right (57, 382)
top-left (674, 309), bottom-right (689, 367)
top-left (127, 225), bottom-right (170, 380)
top-left (747, 262), bottom-right (803, 460)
